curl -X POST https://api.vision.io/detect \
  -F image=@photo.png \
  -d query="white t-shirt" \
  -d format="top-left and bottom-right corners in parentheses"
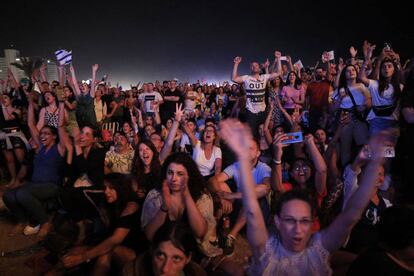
top-left (332, 85), bottom-right (366, 109)
top-left (224, 161), bottom-right (271, 190)
top-left (366, 79), bottom-right (399, 121)
top-left (192, 141), bottom-right (222, 176)
top-left (138, 91), bottom-right (163, 113)
top-left (241, 74), bottom-right (271, 113)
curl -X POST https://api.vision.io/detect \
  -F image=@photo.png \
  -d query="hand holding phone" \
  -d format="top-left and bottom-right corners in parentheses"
top-left (281, 132), bottom-right (303, 145)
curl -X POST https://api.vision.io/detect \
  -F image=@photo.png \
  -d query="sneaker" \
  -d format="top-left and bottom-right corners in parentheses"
top-left (23, 224), bottom-right (40, 236)
top-left (223, 234), bottom-right (236, 255)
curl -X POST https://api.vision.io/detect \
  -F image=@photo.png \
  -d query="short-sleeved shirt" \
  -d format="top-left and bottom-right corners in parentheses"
top-left (366, 79), bottom-right (399, 121)
top-left (223, 161), bottom-right (271, 190)
top-left (241, 74), bottom-right (271, 113)
top-left (281, 86), bottom-right (306, 109)
top-left (306, 81), bottom-right (331, 112)
top-left (332, 85), bottom-right (367, 108)
top-left (249, 233), bottom-right (332, 276)
top-left (138, 92), bottom-right (163, 113)
top-left (192, 141), bottom-right (222, 176)
top-left (104, 148), bottom-right (134, 174)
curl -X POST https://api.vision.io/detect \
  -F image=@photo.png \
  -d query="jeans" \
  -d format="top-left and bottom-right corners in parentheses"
top-left (3, 182), bottom-right (58, 224)
top-left (340, 119), bottom-right (369, 166)
top-left (245, 109), bottom-right (267, 139)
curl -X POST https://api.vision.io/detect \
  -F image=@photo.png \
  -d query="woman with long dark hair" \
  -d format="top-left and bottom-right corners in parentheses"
top-left (332, 64), bottom-right (371, 166)
top-left (281, 71), bottom-right (305, 114)
top-left (62, 173), bottom-right (143, 275)
top-left (359, 44), bottom-right (402, 135)
top-left (123, 221), bottom-right (207, 276)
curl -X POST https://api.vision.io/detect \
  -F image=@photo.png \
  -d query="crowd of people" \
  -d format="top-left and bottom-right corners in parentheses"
top-left (1, 40), bottom-right (414, 275)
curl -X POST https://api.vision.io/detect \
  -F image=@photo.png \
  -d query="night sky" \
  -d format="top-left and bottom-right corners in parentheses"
top-left (2, 0), bottom-right (413, 86)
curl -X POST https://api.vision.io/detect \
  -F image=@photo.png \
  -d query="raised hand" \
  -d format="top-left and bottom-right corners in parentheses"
top-left (263, 58), bottom-right (270, 68)
top-left (286, 56), bottom-right (292, 63)
top-left (92, 64), bottom-right (99, 72)
top-left (219, 119), bottom-right (252, 158)
top-left (304, 134), bottom-right (315, 146)
top-left (272, 132), bottom-right (288, 161)
top-left (69, 65), bottom-right (75, 73)
top-left (234, 56), bottom-right (242, 64)
top-left (174, 103), bottom-right (184, 122)
top-left (349, 46), bottom-right (358, 58)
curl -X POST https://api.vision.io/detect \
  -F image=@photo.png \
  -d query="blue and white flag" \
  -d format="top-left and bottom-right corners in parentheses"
top-left (55, 49), bottom-right (72, 65)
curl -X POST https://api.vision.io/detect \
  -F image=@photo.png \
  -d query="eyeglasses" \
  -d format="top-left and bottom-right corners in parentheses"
top-left (281, 217), bottom-right (313, 226)
top-left (293, 165), bottom-right (310, 172)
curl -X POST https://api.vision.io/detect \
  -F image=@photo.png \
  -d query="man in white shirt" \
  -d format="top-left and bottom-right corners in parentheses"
top-left (231, 52), bottom-right (281, 137)
top-left (138, 83), bottom-right (163, 115)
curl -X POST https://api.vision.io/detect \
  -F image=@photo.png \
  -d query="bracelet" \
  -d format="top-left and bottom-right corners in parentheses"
top-left (272, 159), bottom-right (282, 165)
top-left (160, 205), bottom-right (169, 212)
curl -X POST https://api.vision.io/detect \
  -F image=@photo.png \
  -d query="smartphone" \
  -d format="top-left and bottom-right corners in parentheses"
top-left (281, 132), bottom-right (303, 145)
top-left (55, 86), bottom-right (65, 102)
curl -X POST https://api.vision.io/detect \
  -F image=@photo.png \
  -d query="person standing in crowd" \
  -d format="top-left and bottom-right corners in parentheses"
top-left (306, 66), bottom-right (332, 133)
top-left (332, 64), bottom-right (371, 166)
top-left (161, 80), bottom-right (183, 124)
top-left (281, 71), bottom-right (306, 115)
top-left (359, 41), bottom-right (402, 136)
top-left (231, 51), bottom-right (281, 137)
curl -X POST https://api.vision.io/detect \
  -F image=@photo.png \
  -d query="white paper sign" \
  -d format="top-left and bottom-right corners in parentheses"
top-left (280, 56), bottom-right (288, 61)
top-left (322, 51), bottom-right (335, 62)
top-left (294, 60), bottom-right (304, 69)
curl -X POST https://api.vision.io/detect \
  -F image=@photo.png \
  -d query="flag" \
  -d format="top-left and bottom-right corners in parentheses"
top-left (55, 49), bottom-right (72, 65)
top-left (294, 60), bottom-right (304, 69)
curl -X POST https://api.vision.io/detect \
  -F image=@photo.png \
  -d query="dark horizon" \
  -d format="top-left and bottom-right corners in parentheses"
top-left (2, 0), bottom-right (413, 86)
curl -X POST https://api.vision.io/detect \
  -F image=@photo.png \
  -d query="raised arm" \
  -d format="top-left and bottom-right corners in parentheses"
top-left (27, 94), bottom-right (40, 149)
top-left (57, 101), bottom-right (69, 157)
top-left (39, 63), bottom-right (48, 82)
top-left (263, 103), bottom-right (274, 145)
top-left (159, 103), bottom-right (184, 163)
top-left (304, 134), bottom-right (327, 196)
top-left (321, 132), bottom-right (388, 252)
top-left (7, 68), bottom-right (19, 90)
top-left (219, 119), bottom-right (269, 258)
top-left (57, 65), bottom-right (65, 86)
top-left (69, 65), bottom-right (81, 96)
top-left (231, 56), bottom-right (244, 84)
top-left (269, 51), bottom-right (282, 79)
top-left (359, 41), bottom-right (376, 86)
top-left (270, 132), bottom-right (288, 193)
top-left (90, 64), bottom-right (99, 98)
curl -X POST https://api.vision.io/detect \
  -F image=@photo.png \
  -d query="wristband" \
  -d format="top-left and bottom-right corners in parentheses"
top-left (272, 159), bottom-right (282, 165)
